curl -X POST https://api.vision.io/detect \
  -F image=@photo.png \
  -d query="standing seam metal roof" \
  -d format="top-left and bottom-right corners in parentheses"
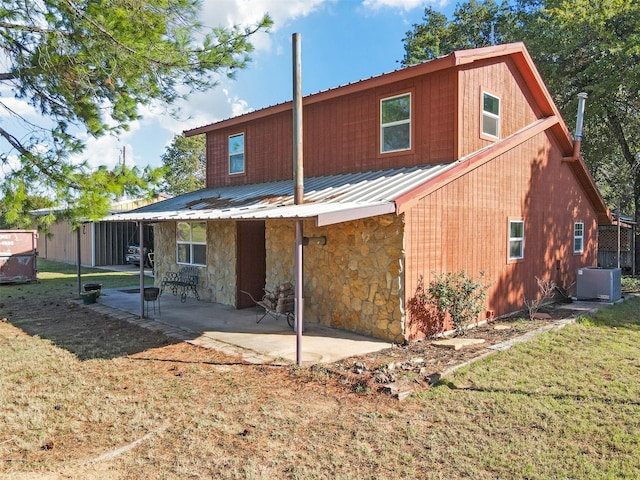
top-left (104, 164), bottom-right (455, 225)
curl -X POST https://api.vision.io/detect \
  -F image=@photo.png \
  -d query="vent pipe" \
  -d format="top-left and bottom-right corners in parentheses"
top-left (563, 92), bottom-right (588, 162)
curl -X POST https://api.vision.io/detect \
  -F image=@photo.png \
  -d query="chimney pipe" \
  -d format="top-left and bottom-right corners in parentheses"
top-left (563, 92), bottom-right (588, 162)
top-left (574, 92), bottom-right (587, 141)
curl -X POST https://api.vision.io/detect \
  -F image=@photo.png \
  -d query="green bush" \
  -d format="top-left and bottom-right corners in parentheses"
top-left (423, 271), bottom-right (488, 336)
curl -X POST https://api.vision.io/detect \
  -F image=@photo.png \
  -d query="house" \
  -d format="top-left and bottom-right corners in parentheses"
top-left (107, 43), bottom-right (610, 343)
top-left (32, 196), bottom-right (166, 267)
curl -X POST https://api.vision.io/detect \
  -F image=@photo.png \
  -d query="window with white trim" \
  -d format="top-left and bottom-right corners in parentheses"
top-left (482, 92), bottom-right (500, 138)
top-left (176, 221), bottom-right (206, 266)
top-left (574, 222), bottom-right (584, 253)
top-left (229, 133), bottom-right (245, 174)
top-left (380, 93), bottom-right (411, 153)
top-left (509, 220), bottom-right (524, 260)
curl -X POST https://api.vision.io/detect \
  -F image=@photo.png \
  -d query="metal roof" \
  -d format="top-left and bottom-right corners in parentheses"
top-left (105, 164), bottom-right (455, 226)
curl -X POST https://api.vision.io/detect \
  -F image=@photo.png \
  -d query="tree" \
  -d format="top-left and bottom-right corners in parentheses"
top-left (402, 0), bottom-right (640, 270)
top-left (160, 134), bottom-right (206, 196)
top-left (0, 0), bottom-right (271, 222)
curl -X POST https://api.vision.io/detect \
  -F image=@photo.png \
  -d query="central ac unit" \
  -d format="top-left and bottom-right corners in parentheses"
top-left (576, 267), bottom-right (622, 302)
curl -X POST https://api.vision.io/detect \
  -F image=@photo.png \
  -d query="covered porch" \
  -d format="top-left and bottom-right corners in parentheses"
top-left (92, 286), bottom-right (393, 365)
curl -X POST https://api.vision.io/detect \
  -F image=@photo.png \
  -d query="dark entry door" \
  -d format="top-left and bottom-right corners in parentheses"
top-left (236, 221), bottom-right (266, 309)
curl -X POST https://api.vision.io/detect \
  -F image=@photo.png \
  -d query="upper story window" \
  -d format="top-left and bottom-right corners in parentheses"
top-left (574, 222), bottom-right (584, 254)
top-left (509, 220), bottom-right (524, 260)
top-left (482, 92), bottom-right (500, 138)
top-left (177, 221), bottom-right (207, 266)
top-left (229, 133), bottom-right (245, 175)
top-left (380, 93), bottom-right (411, 153)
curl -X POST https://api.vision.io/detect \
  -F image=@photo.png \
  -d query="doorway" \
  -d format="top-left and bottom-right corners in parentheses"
top-left (236, 221), bottom-right (266, 308)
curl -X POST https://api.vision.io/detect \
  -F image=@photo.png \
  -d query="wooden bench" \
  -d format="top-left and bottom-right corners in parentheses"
top-left (160, 266), bottom-right (200, 303)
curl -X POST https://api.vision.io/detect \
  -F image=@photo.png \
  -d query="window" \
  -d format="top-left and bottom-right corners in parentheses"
top-left (229, 133), bottom-right (245, 174)
top-left (509, 220), bottom-right (524, 260)
top-left (380, 93), bottom-right (411, 153)
top-left (176, 221), bottom-right (206, 266)
top-left (574, 222), bottom-right (584, 253)
top-left (482, 92), bottom-right (500, 138)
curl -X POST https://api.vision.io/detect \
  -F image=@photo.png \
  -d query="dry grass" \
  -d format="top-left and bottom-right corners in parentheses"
top-left (1, 261), bottom-right (639, 479)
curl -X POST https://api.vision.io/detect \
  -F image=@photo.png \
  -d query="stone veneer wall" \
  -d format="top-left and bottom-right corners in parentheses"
top-left (265, 214), bottom-right (405, 343)
top-left (153, 221), bottom-right (237, 305)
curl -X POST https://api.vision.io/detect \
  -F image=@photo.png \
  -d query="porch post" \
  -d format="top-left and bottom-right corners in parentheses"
top-left (139, 221), bottom-right (145, 318)
top-left (293, 32), bottom-right (304, 366)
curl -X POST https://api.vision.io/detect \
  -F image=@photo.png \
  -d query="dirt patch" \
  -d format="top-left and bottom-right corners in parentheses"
top-left (320, 303), bottom-right (585, 396)
top-left (2, 291), bottom-right (586, 396)
top-left (1, 295), bottom-right (177, 360)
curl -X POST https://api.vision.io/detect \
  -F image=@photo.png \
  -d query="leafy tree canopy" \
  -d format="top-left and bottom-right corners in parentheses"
top-left (160, 134), bottom-right (206, 196)
top-left (0, 0), bottom-right (271, 226)
top-left (402, 0), bottom-right (640, 220)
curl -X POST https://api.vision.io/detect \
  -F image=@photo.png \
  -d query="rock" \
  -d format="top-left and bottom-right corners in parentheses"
top-left (381, 381), bottom-right (413, 401)
top-left (425, 373), bottom-right (441, 385)
top-left (353, 361), bottom-right (367, 374)
top-left (432, 338), bottom-right (486, 350)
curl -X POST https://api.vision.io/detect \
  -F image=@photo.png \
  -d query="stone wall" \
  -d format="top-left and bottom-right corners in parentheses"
top-left (153, 221), bottom-right (237, 305)
top-left (265, 215), bottom-right (405, 343)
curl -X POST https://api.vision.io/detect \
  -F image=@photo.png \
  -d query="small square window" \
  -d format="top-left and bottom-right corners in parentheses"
top-left (482, 92), bottom-right (500, 138)
top-left (381, 93), bottom-right (411, 153)
top-left (509, 220), bottom-right (524, 260)
top-left (574, 222), bottom-right (584, 253)
top-left (229, 133), bottom-right (245, 174)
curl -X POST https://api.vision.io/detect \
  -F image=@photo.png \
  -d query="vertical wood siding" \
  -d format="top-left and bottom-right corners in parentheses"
top-left (404, 132), bottom-right (598, 339)
top-left (457, 58), bottom-right (540, 159)
top-left (206, 70), bottom-right (457, 187)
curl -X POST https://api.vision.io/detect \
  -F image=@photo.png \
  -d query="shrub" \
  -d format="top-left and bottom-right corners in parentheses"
top-left (423, 271), bottom-right (489, 336)
top-left (523, 276), bottom-right (557, 320)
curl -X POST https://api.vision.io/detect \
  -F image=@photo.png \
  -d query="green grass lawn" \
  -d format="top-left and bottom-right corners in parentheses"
top-left (0, 258), bottom-right (143, 300)
top-left (0, 261), bottom-right (639, 478)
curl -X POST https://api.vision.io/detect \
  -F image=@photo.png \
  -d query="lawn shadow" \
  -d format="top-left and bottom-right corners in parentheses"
top-left (6, 298), bottom-right (181, 361)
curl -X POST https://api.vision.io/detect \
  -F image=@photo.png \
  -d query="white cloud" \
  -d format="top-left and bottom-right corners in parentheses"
top-left (201, 0), bottom-right (333, 51)
top-left (361, 0), bottom-right (445, 11)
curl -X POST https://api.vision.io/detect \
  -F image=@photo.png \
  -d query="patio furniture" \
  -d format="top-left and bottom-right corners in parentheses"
top-left (240, 283), bottom-right (294, 329)
top-left (160, 266), bottom-right (200, 303)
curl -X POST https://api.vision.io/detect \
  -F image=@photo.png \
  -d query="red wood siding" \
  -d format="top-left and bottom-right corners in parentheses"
top-left (404, 130), bottom-right (598, 339)
top-left (456, 58), bottom-right (540, 159)
top-left (206, 69), bottom-right (458, 187)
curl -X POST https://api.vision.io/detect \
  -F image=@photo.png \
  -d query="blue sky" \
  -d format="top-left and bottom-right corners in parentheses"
top-left (2, 0), bottom-right (457, 175)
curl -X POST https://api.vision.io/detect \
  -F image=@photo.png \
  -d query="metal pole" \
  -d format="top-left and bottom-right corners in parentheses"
top-left (76, 227), bottom-right (81, 298)
top-left (292, 32), bottom-right (304, 366)
top-left (293, 33), bottom-right (304, 205)
top-left (139, 222), bottom-right (145, 318)
top-left (295, 220), bottom-right (303, 365)
top-left (617, 200), bottom-right (621, 269)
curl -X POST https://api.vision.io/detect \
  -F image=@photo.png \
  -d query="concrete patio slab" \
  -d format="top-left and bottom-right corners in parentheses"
top-left (89, 286), bottom-right (393, 365)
